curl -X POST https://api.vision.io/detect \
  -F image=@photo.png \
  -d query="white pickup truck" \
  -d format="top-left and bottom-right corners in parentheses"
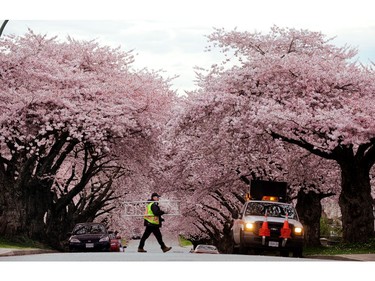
top-left (231, 199), bottom-right (304, 257)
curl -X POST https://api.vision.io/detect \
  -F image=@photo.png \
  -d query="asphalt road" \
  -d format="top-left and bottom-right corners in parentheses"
top-left (0, 233), bottom-right (315, 261)
top-left (1, 233), bottom-right (375, 261)
top-left (1, 233), bottom-right (373, 280)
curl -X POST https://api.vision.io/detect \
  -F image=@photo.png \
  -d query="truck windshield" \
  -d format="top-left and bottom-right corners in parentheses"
top-left (245, 202), bottom-right (297, 219)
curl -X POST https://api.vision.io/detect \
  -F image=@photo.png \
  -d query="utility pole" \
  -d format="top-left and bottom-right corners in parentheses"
top-left (0, 20), bottom-right (9, 38)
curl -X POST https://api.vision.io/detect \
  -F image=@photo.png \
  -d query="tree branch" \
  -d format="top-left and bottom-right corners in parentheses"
top-left (269, 130), bottom-right (335, 160)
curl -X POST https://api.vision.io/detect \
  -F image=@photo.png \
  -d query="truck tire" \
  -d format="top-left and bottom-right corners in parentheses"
top-left (231, 245), bottom-right (239, 254)
top-left (230, 231), bottom-right (239, 254)
top-left (229, 239), bottom-right (239, 254)
top-left (238, 243), bottom-right (247, 254)
top-left (238, 230), bottom-right (248, 254)
top-left (280, 250), bottom-right (289, 257)
top-left (292, 248), bottom-right (303, 258)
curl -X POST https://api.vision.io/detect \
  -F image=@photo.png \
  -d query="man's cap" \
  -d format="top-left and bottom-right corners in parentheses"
top-left (151, 192), bottom-right (161, 198)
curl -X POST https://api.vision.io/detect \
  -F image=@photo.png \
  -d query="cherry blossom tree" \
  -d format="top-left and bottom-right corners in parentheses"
top-left (0, 30), bottom-right (176, 247)
top-left (200, 26), bottom-right (375, 243)
top-left (157, 90), bottom-right (340, 250)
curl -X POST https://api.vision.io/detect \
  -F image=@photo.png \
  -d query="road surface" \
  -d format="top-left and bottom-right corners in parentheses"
top-left (0, 233), bottom-right (314, 261)
top-left (0, 233), bottom-right (371, 281)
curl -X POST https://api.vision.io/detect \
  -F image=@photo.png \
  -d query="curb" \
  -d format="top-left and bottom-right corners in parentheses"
top-left (0, 248), bottom-right (56, 257)
top-left (306, 255), bottom-right (359, 261)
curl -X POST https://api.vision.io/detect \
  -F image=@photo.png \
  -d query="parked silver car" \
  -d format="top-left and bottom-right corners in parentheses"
top-left (191, 244), bottom-right (220, 254)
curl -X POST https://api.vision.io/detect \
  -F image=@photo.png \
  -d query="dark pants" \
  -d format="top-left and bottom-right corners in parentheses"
top-left (138, 225), bottom-right (166, 249)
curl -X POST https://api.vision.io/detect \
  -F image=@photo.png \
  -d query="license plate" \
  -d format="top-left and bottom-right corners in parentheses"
top-left (86, 243), bottom-right (94, 248)
top-left (268, 241), bottom-right (279, 247)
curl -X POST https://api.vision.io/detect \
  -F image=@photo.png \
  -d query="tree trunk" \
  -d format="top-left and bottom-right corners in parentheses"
top-left (295, 189), bottom-right (322, 247)
top-left (339, 158), bottom-right (374, 243)
top-left (25, 180), bottom-right (54, 240)
top-left (218, 221), bottom-right (235, 253)
top-left (338, 160), bottom-right (374, 243)
top-left (0, 179), bottom-right (26, 237)
top-left (0, 178), bottom-right (52, 241)
top-left (44, 203), bottom-right (77, 251)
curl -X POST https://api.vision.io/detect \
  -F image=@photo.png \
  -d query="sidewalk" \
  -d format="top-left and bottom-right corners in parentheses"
top-left (308, 253), bottom-right (375, 261)
top-left (0, 247), bottom-right (56, 257)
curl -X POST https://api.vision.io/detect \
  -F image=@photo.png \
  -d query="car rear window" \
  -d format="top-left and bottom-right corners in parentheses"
top-left (73, 224), bottom-right (106, 235)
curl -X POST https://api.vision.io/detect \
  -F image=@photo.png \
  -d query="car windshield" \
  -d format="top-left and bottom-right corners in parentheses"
top-left (245, 202), bottom-right (297, 219)
top-left (73, 224), bottom-right (106, 235)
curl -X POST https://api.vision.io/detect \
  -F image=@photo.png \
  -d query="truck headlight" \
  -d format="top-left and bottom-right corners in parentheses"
top-left (244, 222), bottom-right (255, 231)
top-left (294, 227), bottom-right (303, 235)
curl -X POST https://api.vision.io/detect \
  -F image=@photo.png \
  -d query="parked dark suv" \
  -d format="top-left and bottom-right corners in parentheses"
top-left (68, 222), bottom-right (111, 252)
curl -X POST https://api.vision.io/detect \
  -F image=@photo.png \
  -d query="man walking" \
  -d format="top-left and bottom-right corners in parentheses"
top-left (138, 192), bottom-right (172, 253)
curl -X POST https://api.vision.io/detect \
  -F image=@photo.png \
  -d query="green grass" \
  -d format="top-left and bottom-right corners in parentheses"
top-left (0, 236), bottom-right (50, 249)
top-left (178, 235), bottom-right (193, 247)
top-left (304, 238), bottom-right (375, 256)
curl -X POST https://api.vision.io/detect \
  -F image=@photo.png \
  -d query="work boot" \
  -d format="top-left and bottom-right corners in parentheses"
top-left (162, 246), bottom-right (172, 253)
top-left (138, 248), bottom-right (147, 253)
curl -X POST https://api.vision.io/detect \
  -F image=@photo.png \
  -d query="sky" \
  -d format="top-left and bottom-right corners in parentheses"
top-left (2, 0), bottom-right (375, 96)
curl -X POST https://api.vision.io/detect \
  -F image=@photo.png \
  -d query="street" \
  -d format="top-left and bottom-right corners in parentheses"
top-left (0, 234), bottom-right (316, 261)
top-left (1, 233), bottom-right (372, 281)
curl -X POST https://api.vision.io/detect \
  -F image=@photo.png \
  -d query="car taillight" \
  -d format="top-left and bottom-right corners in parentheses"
top-left (99, 236), bottom-right (109, 242)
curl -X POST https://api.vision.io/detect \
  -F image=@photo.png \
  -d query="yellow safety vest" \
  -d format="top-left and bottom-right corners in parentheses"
top-left (144, 202), bottom-right (160, 225)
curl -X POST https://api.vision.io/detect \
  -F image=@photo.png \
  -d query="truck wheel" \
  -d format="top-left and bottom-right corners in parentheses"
top-left (253, 249), bottom-right (262, 255)
top-left (238, 230), bottom-right (247, 254)
top-left (238, 243), bottom-right (247, 254)
top-left (280, 250), bottom-right (289, 257)
top-left (229, 240), bottom-right (239, 254)
top-left (230, 231), bottom-right (239, 254)
top-left (293, 248), bottom-right (303, 258)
